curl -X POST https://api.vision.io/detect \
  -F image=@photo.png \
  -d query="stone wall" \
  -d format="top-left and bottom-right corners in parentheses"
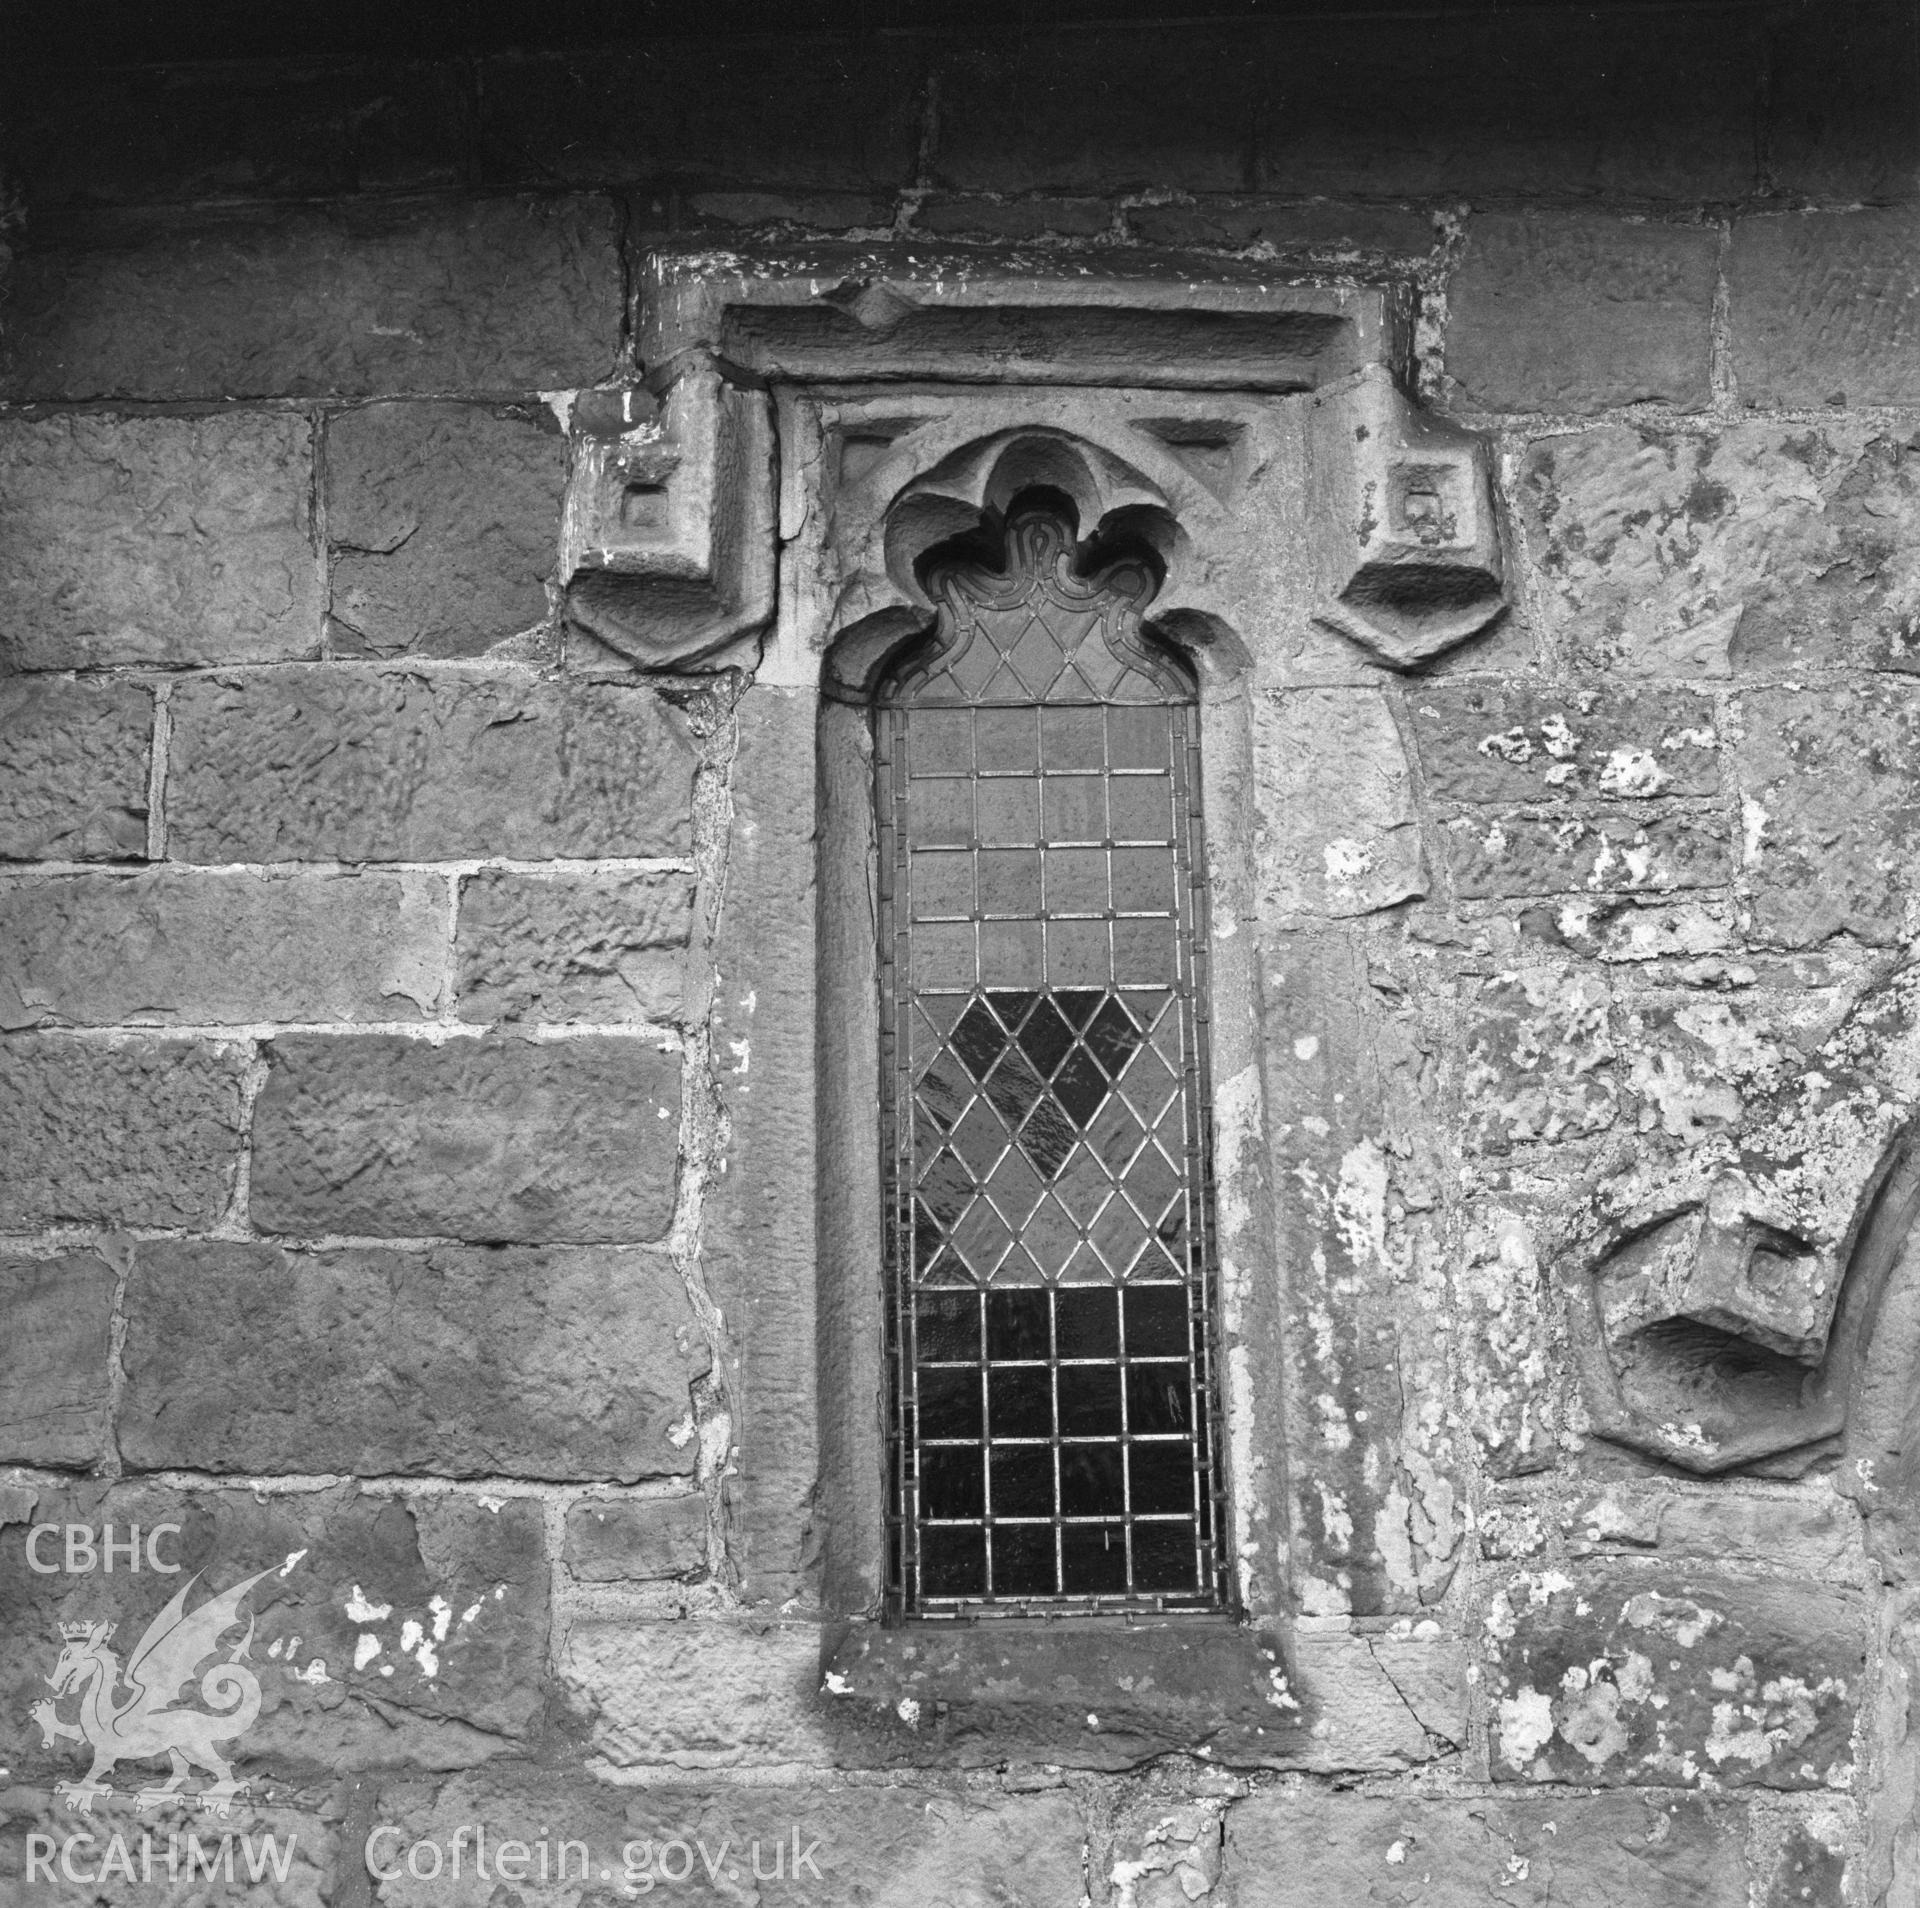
top-left (2, 6), bottom-right (1918, 1902)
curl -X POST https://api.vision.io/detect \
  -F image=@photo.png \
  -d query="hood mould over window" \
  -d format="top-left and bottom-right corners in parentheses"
top-left (560, 249), bottom-right (1508, 676)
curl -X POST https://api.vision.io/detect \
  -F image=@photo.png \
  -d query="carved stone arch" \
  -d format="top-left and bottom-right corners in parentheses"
top-left (800, 400), bottom-right (1267, 700)
top-left (1843, 1147), bottom-right (1920, 1572)
top-left (818, 423), bottom-right (1249, 708)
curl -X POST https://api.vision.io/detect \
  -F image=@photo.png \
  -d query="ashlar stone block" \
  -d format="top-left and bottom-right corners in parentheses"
top-left (1411, 683), bottom-right (1721, 803)
top-left (0, 412), bottom-right (318, 671)
top-left (560, 1622), bottom-right (830, 1770)
top-left (120, 1240), bottom-right (702, 1482)
top-left (1732, 210), bottom-right (1920, 409)
top-left (248, 1032), bottom-right (681, 1243)
top-left (1485, 1565), bottom-right (1863, 1790)
top-left (167, 669), bottom-right (695, 865)
top-left (455, 870), bottom-right (694, 1024)
top-left (1734, 680), bottom-right (1920, 947)
top-left (327, 400), bottom-right (566, 659)
top-left (367, 1767), bottom-right (1086, 1906)
top-left (0, 870), bottom-right (446, 1029)
top-left (565, 1495), bottom-right (710, 1581)
top-left (1448, 214), bottom-right (1717, 414)
top-left (1442, 808), bottom-right (1731, 902)
top-left (0, 677), bottom-right (150, 861)
top-left (1222, 1791), bottom-right (1747, 1908)
top-left (0, 1253), bottom-right (116, 1466)
top-left (1520, 422), bottom-right (1920, 675)
top-left (0, 1478), bottom-right (549, 1777)
top-left (0, 1035), bottom-right (247, 1230)
top-left (0, 196), bottom-right (621, 400)
top-left (1254, 689), bottom-right (1425, 919)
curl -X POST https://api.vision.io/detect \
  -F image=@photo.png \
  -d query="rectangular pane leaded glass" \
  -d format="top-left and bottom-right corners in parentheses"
top-left (874, 506), bottom-right (1227, 1616)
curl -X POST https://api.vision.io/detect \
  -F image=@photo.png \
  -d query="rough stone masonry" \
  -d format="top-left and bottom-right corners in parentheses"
top-left (2, 3), bottom-right (1920, 1903)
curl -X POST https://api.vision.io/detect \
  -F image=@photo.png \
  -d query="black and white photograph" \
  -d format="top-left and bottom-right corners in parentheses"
top-left (0, 0), bottom-right (1913, 1900)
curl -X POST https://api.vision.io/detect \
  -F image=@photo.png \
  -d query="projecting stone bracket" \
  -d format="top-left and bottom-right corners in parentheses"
top-left (1568, 1180), bottom-right (1849, 1476)
top-left (1309, 371), bottom-right (1507, 671)
top-left (561, 363), bottom-right (776, 670)
top-left (1556, 951), bottom-right (1920, 1473)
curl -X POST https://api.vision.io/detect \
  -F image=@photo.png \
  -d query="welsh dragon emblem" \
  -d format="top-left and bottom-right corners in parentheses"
top-left (30, 1568), bottom-right (272, 1816)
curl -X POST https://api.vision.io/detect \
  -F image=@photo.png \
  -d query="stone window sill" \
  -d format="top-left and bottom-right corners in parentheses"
top-left (820, 1613), bottom-right (1305, 1769)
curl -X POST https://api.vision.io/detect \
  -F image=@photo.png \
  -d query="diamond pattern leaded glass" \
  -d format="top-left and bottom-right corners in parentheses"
top-left (874, 507), bottom-right (1227, 1616)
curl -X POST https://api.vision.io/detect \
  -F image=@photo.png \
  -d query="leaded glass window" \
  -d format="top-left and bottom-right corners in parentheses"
top-left (875, 503), bottom-right (1228, 1617)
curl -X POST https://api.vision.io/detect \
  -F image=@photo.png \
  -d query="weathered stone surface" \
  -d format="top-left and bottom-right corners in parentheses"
top-left (119, 1239), bottom-right (700, 1482)
top-left (1731, 211), bottom-right (1920, 409)
top-left (0, 677), bottom-right (149, 861)
top-left (326, 401), bottom-right (564, 659)
top-left (1411, 684), bottom-right (1721, 803)
top-left (1764, 1817), bottom-right (1850, 1908)
top-left (0, 1254), bottom-right (114, 1466)
top-left (1452, 1209), bottom-right (1558, 1475)
top-left (1443, 809), bottom-right (1731, 902)
top-left (249, 1033), bottom-right (681, 1243)
top-left (1614, 992), bottom-right (1801, 1149)
top-left (1127, 198), bottom-right (1435, 257)
top-left (167, 670), bottom-right (695, 864)
top-left (0, 197), bottom-right (620, 399)
top-left (701, 690), bottom-right (820, 1609)
top-left (826, 1619), bottom-right (1313, 1771)
top-left (561, 1622), bottom-right (829, 1769)
top-left (1448, 215), bottom-right (1717, 414)
top-left (454, 871), bottom-right (693, 1025)
top-left (0, 412), bottom-right (317, 670)
top-left (1221, 1791), bottom-right (1746, 1907)
top-left (0, 1789), bottom-right (335, 1906)
top-left (0, 1477), bottom-right (548, 1777)
top-left (1520, 423), bottom-right (1920, 675)
top-left (565, 1495), bottom-right (710, 1581)
top-left (480, 42), bottom-right (921, 189)
top-left (1733, 681), bottom-right (1920, 947)
top-left (1462, 968), bottom-right (1617, 1153)
top-left (1103, 1796), bottom-right (1231, 1905)
top-left (0, 871), bottom-right (445, 1029)
top-left (1570, 1484), bottom-right (1865, 1580)
top-left (934, 31), bottom-right (1254, 193)
top-left (369, 1768), bottom-right (1086, 1906)
top-left (0, 1036), bottom-right (246, 1230)
top-left (1255, 689), bottom-right (1424, 919)
top-left (2, 57), bottom-right (469, 208)
top-left (1518, 896), bottom-right (1736, 966)
top-left (1485, 1565), bottom-right (1864, 1789)
top-left (1250, 9), bottom-right (1761, 202)
top-left (1293, 1626), bottom-right (1466, 1769)
top-left (1264, 931), bottom-right (1464, 1617)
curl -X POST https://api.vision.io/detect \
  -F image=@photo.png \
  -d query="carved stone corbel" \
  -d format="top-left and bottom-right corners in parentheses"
top-left (1310, 370), bottom-right (1507, 671)
top-left (1562, 962), bottom-right (1920, 1474)
top-left (561, 362), bottom-right (775, 670)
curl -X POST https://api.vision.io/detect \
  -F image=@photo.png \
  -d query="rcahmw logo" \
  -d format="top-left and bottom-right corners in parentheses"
top-left (27, 1827), bottom-right (298, 1889)
top-left (28, 1561), bottom-right (281, 1816)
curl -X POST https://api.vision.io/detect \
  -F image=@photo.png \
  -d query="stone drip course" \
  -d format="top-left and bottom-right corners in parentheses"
top-left (0, 6), bottom-right (1916, 1902)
